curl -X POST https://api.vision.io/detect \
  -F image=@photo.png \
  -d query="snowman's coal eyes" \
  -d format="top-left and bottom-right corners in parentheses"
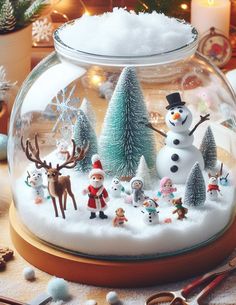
top-left (179, 109), bottom-right (183, 113)
top-left (171, 111), bottom-right (174, 115)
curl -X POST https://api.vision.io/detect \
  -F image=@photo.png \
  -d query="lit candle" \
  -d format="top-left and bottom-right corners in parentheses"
top-left (191, 0), bottom-right (231, 37)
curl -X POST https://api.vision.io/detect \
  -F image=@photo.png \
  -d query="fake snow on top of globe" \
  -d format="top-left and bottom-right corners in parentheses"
top-left (58, 8), bottom-right (195, 56)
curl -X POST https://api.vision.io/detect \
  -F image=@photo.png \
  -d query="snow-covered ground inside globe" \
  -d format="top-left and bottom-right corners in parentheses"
top-left (14, 152), bottom-right (236, 258)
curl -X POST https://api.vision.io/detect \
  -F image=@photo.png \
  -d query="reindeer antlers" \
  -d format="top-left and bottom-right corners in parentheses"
top-left (21, 134), bottom-right (51, 169)
top-left (21, 134), bottom-right (89, 171)
top-left (208, 162), bottom-right (224, 178)
top-left (56, 140), bottom-right (89, 171)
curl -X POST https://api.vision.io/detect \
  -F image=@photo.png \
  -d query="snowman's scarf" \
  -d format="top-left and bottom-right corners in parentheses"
top-left (145, 207), bottom-right (157, 213)
top-left (208, 184), bottom-right (220, 192)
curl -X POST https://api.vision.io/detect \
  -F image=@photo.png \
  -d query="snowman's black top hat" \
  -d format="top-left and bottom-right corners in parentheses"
top-left (166, 92), bottom-right (185, 110)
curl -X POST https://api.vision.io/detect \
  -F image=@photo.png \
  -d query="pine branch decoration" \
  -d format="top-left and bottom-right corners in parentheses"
top-left (135, 0), bottom-right (191, 20)
top-left (0, 0), bottom-right (16, 33)
top-left (0, 0), bottom-right (48, 34)
top-left (24, 0), bottom-right (46, 24)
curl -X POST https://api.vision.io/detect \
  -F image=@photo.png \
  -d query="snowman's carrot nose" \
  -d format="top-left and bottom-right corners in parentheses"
top-left (172, 112), bottom-right (181, 120)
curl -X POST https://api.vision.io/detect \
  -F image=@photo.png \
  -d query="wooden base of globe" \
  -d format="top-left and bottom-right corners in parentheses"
top-left (9, 204), bottom-right (236, 288)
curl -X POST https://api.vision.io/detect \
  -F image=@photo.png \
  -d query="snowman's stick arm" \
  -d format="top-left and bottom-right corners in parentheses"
top-left (189, 114), bottom-right (210, 136)
top-left (145, 122), bottom-right (167, 138)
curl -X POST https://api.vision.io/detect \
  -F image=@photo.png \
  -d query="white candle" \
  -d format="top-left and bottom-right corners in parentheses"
top-left (191, 0), bottom-right (231, 37)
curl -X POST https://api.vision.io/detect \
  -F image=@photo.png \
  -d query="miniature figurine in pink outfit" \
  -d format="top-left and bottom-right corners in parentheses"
top-left (157, 177), bottom-right (177, 203)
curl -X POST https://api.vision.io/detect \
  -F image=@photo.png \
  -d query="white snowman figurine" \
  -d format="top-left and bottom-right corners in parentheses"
top-left (207, 173), bottom-right (222, 200)
top-left (110, 177), bottom-right (125, 198)
top-left (142, 198), bottom-right (159, 225)
top-left (26, 169), bottom-right (47, 204)
top-left (147, 92), bottom-right (209, 184)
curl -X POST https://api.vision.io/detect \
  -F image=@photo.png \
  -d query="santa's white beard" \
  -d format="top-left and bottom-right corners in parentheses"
top-left (91, 180), bottom-right (103, 188)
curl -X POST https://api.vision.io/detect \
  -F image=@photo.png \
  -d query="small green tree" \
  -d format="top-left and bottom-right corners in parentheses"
top-left (200, 126), bottom-right (217, 171)
top-left (74, 109), bottom-right (98, 173)
top-left (99, 66), bottom-right (156, 178)
top-left (184, 162), bottom-right (206, 206)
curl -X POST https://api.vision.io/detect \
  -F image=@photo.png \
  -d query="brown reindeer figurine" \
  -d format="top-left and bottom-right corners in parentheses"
top-left (21, 134), bottom-right (88, 219)
top-left (172, 198), bottom-right (188, 220)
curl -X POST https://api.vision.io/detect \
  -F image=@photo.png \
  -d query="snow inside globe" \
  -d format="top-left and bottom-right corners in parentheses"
top-left (8, 9), bottom-right (236, 282)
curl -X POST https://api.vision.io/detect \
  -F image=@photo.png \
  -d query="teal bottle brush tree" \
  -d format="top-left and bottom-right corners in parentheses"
top-left (99, 66), bottom-right (156, 180)
top-left (74, 109), bottom-right (98, 173)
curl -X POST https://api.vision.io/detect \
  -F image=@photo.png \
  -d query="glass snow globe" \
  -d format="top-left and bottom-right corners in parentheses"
top-left (8, 9), bottom-right (236, 286)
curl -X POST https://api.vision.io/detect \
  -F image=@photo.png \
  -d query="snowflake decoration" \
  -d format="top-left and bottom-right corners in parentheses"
top-left (32, 17), bottom-right (53, 43)
top-left (49, 85), bottom-right (80, 134)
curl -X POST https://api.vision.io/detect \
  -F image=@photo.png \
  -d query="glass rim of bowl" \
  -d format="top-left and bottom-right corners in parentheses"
top-left (53, 19), bottom-right (199, 67)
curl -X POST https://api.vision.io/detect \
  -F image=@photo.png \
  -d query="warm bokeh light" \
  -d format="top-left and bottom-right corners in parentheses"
top-left (137, 0), bottom-right (149, 10)
top-left (83, 10), bottom-right (90, 16)
top-left (52, 9), bottom-right (69, 21)
top-left (208, 0), bottom-right (215, 5)
top-left (91, 75), bottom-right (103, 86)
top-left (180, 3), bottom-right (188, 10)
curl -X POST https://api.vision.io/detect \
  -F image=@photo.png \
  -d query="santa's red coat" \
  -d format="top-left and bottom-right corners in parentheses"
top-left (86, 185), bottom-right (109, 211)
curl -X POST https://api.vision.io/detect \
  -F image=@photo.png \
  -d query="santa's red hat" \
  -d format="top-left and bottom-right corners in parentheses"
top-left (89, 154), bottom-right (105, 178)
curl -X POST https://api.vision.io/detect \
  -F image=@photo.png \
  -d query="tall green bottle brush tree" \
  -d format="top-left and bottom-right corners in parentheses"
top-left (99, 66), bottom-right (156, 179)
top-left (73, 109), bottom-right (98, 173)
top-left (200, 126), bottom-right (217, 171)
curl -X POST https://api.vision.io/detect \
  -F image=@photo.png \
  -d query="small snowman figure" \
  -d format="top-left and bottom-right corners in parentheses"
top-left (130, 177), bottom-right (145, 207)
top-left (110, 177), bottom-right (125, 198)
top-left (219, 173), bottom-right (229, 186)
top-left (26, 169), bottom-right (47, 204)
top-left (157, 177), bottom-right (177, 203)
top-left (142, 198), bottom-right (159, 225)
top-left (145, 92), bottom-right (209, 183)
top-left (207, 173), bottom-right (222, 200)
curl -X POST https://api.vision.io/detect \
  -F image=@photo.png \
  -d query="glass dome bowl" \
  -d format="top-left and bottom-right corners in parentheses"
top-left (8, 19), bottom-right (236, 262)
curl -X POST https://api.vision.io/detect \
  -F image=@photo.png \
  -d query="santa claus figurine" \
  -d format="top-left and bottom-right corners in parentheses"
top-left (83, 154), bottom-right (110, 219)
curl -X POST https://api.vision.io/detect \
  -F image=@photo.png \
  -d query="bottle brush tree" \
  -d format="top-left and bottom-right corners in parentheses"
top-left (200, 126), bottom-right (217, 171)
top-left (73, 109), bottom-right (98, 173)
top-left (136, 155), bottom-right (152, 190)
top-left (80, 97), bottom-right (96, 129)
top-left (99, 66), bottom-right (156, 179)
top-left (184, 162), bottom-right (206, 206)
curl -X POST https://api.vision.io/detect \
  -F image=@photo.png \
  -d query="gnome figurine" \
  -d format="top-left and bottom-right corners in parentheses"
top-left (83, 154), bottom-right (110, 219)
